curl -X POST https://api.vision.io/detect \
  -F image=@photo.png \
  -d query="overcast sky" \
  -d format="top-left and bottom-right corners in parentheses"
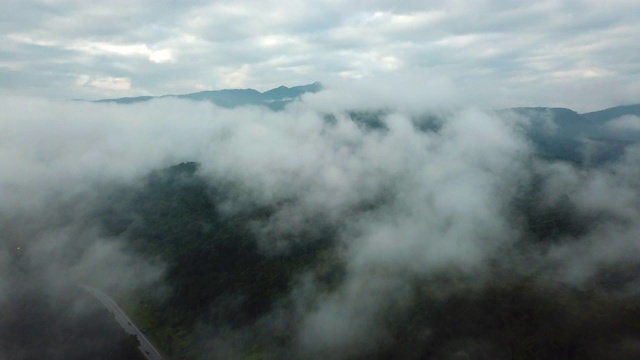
top-left (1, 0), bottom-right (639, 111)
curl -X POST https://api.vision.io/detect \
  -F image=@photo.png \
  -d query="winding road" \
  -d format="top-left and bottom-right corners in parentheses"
top-left (81, 285), bottom-right (164, 360)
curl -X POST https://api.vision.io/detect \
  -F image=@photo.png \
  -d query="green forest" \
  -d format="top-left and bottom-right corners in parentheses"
top-left (96, 159), bottom-right (640, 359)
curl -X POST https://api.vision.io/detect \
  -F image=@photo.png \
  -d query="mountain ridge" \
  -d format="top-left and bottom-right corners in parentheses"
top-left (581, 104), bottom-right (640, 122)
top-left (95, 82), bottom-right (322, 110)
top-left (96, 82), bottom-right (638, 120)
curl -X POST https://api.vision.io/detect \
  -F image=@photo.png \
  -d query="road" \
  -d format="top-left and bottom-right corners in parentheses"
top-left (81, 285), bottom-right (164, 360)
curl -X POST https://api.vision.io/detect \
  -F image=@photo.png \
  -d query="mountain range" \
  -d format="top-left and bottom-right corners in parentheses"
top-left (95, 82), bottom-right (322, 110)
top-left (497, 105), bottom-right (640, 164)
top-left (97, 82), bottom-right (640, 164)
top-left (15, 85), bottom-right (640, 359)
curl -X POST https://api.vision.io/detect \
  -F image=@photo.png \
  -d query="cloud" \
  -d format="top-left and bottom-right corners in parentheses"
top-left (525, 177), bottom-right (635, 288)
top-left (3, 77), bottom-right (640, 357)
top-left (301, 70), bottom-right (462, 112)
top-left (608, 115), bottom-right (640, 131)
top-left (76, 75), bottom-right (132, 91)
top-left (1, 1), bottom-right (639, 110)
top-left (149, 48), bottom-right (173, 63)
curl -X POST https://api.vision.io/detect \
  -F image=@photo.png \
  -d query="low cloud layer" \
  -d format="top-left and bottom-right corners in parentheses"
top-left (2, 80), bottom-right (640, 358)
top-left (609, 115), bottom-right (640, 131)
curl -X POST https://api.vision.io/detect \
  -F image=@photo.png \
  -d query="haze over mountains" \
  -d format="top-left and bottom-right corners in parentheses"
top-left (3, 81), bottom-right (640, 359)
top-left (499, 105), bottom-right (640, 164)
top-left (95, 82), bottom-right (323, 110)
top-left (96, 82), bottom-right (640, 165)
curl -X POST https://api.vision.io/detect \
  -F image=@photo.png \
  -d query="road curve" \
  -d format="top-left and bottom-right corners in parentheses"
top-left (81, 285), bottom-right (164, 360)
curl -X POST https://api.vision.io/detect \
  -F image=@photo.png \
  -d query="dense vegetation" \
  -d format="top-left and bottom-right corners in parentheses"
top-left (88, 104), bottom-right (640, 359)
top-left (99, 162), bottom-right (343, 358)
top-left (0, 275), bottom-right (144, 360)
top-left (93, 155), bottom-right (640, 359)
top-left (7, 104), bottom-right (636, 359)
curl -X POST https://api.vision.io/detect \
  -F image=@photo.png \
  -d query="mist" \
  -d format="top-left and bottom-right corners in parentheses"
top-left (2, 79), bottom-right (640, 358)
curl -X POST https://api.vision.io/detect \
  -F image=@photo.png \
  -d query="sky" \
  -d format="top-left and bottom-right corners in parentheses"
top-left (1, 0), bottom-right (639, 111)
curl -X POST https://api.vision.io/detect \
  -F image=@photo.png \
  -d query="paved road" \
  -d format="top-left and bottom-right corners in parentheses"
top-left (81, 285), bottom-right (163, 360)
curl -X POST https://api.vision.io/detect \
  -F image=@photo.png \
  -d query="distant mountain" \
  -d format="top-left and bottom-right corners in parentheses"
top-left (86, 100), bottom-right (640, 359)
top-left (498, 107), bottom-right (589, 162)
top-left (95, 82), bottom-right (322, 110)
top-left (96, 85), bottom-right (640, 164)
top-left (581, 104), bottom-right (640, 122)
top-left (319, 103), bottom-right (640, 165)
top-left (494, 104), bottom-right (640, 164)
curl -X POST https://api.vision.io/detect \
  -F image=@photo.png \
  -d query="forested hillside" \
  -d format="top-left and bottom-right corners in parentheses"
top-left (95, 130), bottom-right (640, 359)
top-left (4, 99), bottom-right (640, 360)
top-left (0, 266), bottom-right (144, 360)
top-left (98, 162), bottom-right (343, 358)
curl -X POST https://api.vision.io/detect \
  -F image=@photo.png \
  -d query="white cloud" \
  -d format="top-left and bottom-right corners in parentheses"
top-left (222, 64), bottom-right (251, 88)
top-left (2, 87), bottom-right (640, 356)
top-left (1, 2), bottom-right (640, 109)
top-left (149, 48), bottom-right (173, 63)
top-left (76, 76), bottom-right (131, 91)
top-left (609, 115), bottom-right (640, 131)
